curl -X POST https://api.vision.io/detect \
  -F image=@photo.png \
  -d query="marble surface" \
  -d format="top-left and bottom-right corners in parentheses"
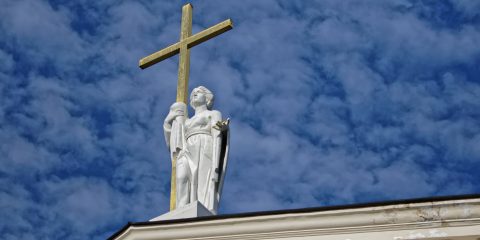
top-left (149, 201), bottom-right (214, 221)
top-left (164, 86), bottom-right (229, 214)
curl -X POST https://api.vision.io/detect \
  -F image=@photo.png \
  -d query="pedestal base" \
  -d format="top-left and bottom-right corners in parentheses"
top-left (150, 201), bottom-right (214, 221)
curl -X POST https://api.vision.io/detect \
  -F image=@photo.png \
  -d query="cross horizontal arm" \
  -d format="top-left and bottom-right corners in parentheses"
top-left (185, 19), bottom-right (233, 48)
top-left (139, 42), bottom-right (181, 69)
top-left (138, 19), bottom-right (233, 70)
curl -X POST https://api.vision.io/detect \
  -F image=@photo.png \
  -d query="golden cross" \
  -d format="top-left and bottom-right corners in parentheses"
top-left (138, 3), bottom-right (233, 211)
top-left (139, 3), bottom-right (233, 103)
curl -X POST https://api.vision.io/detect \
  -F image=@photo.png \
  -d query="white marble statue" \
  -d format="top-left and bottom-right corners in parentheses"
top-left (163, 86), bottom-right (229, 214)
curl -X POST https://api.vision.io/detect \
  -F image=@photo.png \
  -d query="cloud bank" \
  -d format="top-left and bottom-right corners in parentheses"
top-left (0, 0), bottom-right (479, 239)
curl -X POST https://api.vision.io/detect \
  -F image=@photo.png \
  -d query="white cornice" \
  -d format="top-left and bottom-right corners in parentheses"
top-left (113, 198), bottom-right (480, 240)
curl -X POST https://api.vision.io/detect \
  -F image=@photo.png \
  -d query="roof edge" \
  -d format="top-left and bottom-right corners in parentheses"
top-left (108, 193), bottom-right (480, 240)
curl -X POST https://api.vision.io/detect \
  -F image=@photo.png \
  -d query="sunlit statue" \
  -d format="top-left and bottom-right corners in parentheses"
top-left (163, 86), bottom-right (229, 214)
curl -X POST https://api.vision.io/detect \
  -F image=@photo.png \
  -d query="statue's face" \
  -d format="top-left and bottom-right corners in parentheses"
top-left (191, 89), bottom-right (207, 107)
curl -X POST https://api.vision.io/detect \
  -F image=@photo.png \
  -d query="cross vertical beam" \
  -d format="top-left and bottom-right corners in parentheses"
top-left (177, 4), bottom-right (192, 104)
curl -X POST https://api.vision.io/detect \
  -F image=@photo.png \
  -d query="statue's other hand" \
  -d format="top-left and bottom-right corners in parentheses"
top-left (213, 118), bottom-right (230, 131)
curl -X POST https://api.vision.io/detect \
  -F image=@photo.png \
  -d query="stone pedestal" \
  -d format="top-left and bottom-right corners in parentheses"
top-left (149, 201), bottom-right (214, 221)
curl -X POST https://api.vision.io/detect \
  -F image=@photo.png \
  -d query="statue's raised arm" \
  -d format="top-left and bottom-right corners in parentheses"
top-left (164, 102), bottom-right (187, 153)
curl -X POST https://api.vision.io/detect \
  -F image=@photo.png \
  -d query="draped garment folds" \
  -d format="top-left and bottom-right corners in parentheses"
top-left (164, 108), bottom-right (229, 214)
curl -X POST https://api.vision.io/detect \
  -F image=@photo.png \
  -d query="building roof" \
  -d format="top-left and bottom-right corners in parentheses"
top-left (108, 193), bottom-right (480, 240)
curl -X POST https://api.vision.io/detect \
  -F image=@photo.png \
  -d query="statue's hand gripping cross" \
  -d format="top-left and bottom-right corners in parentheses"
top-left (138, 3), bottom-right (233, 211)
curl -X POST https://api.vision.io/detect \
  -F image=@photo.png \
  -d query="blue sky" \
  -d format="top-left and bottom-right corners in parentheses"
top-left (1, 0), bottom-right (480, 239)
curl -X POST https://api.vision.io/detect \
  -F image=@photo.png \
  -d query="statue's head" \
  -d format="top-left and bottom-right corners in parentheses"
top-left (190, 86), bottom-right (214, 110)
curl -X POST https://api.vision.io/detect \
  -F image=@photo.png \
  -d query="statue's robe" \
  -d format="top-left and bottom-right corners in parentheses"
top-left (164, 109), bottom-right (229, 214)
